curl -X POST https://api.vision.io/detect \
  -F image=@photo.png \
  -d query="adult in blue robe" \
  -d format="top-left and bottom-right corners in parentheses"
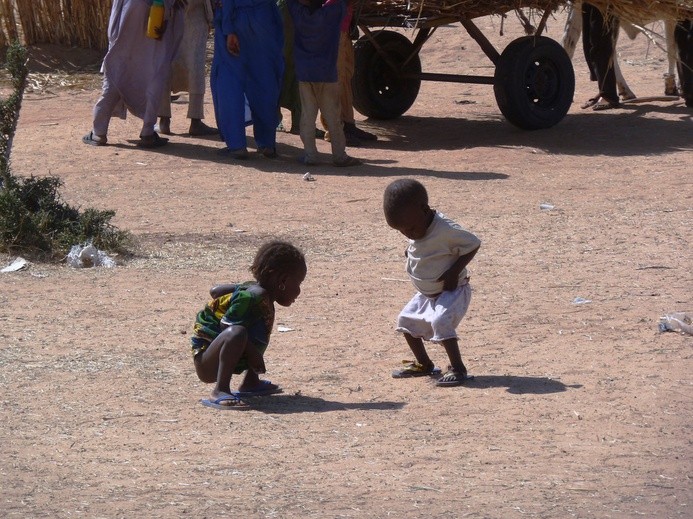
top-left (211, 0), bottom-right (284, 155)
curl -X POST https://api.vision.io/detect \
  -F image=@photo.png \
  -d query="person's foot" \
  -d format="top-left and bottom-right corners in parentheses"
top-left (218, 147), bottom-right (249, 159)
top-left (137, 132), bottom-right (168, 148)
top-left (189, 119), bottom-right (219, 136)
top-left (591, 97), bottom-right (620, 111)
top-left (344, 122), bottom-right (377, 141)
top-left (580, 96), bottom-right (600, 109)
top-left (201, 391), bottom-right (249, 410)
top-left (436, 366), bottom-right (469, 387)
top-left (392, 360), bottom-right (441, 378)
top-left (257, 147), bottom-right (278, 158)
top-left (156, 117), bottom-right (171, 135)
top-left (235, 380), bottom-right (282, 396)
top-left (333, 155), bottom-right (362, 167)
top-left (82, 131), bottom-right (107, 146)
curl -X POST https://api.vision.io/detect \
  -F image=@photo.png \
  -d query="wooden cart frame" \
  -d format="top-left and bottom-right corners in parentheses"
top-left (351, 5), bottom-right (575, 129)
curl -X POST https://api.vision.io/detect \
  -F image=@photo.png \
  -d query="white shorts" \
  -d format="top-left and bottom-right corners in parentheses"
top-left (396, 282), bottom-right (472, 342)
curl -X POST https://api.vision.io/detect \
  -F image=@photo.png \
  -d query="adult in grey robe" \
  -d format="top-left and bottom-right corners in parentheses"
top-left (157, 0), bottom-right (218, 136)
top-left (83, 0), bottom-right (185, 148)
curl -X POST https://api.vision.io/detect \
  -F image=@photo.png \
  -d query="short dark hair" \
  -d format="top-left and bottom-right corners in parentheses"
top-left (383, 179), bottom-right (429, 219)
top-left (250, 240), bottom-right (306, 286)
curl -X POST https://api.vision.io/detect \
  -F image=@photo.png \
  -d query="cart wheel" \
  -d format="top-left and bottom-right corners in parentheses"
top-left (353, 31), bottom-right (421, 119)
top-left (494, 36), bottom-right (574, 130)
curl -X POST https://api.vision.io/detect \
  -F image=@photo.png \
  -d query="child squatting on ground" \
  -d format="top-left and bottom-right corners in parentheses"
top-left (191, 241), bottom-right (307, 409)
top-left (384, 179), bottom-right (481, 387)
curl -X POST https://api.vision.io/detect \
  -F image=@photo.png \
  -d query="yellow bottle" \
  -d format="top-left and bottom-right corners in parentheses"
top-left (146, 0), bottom-right (165, 39)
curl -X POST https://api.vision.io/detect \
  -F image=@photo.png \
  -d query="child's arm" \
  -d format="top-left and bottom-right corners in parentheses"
top-left (438, 245), bottom-right (480, 292)
top-left (210, 283), bottom-right (237, 299)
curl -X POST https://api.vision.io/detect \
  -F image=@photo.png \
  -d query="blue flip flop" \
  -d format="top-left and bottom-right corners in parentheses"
top-left (233, 380), bottom-right (283, 397)
top-left (200, 392), bottom-right (249, 410)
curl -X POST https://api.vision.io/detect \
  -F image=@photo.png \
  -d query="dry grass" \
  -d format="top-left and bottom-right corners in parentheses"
top-left (2, 0), bottom-right (112, 50)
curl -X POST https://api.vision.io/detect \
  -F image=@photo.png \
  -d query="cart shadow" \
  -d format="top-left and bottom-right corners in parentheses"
top-left (363, 105), bottom-right (692, 157)
top-left (249, 393), bottom-right (406, 414)
top-left (464, 375), bottom-right (582, 394)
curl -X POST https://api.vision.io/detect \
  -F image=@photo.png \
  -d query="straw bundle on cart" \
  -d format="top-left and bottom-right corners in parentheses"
top-left (356, 0), bottom-right (693, 24)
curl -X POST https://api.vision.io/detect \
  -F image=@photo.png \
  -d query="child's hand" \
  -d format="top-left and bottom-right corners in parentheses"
top-left (438, 269), bottom-right (459, 292)
top-left (227, 34), bottom-right (240, 56)
top-left (154, 20), bottom-right (168, 38)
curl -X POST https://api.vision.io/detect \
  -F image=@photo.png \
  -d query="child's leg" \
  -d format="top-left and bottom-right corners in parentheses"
top-left (392, 293), bottom-right (440, 377)
top-left (298, 82), bottom-right (320, 162)
top-left (439, 338), bottom-right (467, 374)
top-left (436, 337), bottom-right (468, 386)
top-left (430, 285), bottom-right (472, 386)
top-left (403, 333), bottom-right (433, 368)
top-left (317, 82), bottom-right (348, 162)
top-left (194, 326), bottom-right (249, 396)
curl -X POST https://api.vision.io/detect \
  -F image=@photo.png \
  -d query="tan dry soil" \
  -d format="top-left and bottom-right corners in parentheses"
top-left (1, 13), bottom-right (691, 519)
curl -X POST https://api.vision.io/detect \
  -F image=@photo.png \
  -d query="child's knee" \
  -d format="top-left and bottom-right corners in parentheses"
top-left (217, 326), bottom-right (248, 346)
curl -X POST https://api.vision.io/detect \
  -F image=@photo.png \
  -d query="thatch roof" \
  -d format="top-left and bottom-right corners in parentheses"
top-left (355, 0), bottom-right (693, 24)
top-left (584, 1), bottom-right (693, 23)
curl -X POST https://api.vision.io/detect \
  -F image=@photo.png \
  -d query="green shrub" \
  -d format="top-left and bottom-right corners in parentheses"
top-left (1, 42), bottom-right (131, 260)
top-left (0, 174), bottom-right (132, 259)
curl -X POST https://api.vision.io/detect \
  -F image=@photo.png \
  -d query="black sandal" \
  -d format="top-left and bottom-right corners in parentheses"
top-left (436, 366), bottom-right (469, 387)
top-left (137, 132), bottom-right (168, 148)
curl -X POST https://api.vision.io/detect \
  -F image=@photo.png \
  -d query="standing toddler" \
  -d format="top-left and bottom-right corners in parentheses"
top-left (384, 179), bottom-right (481, 386)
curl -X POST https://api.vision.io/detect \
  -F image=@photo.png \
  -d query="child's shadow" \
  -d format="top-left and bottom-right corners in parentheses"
top-left (465, 375), bottom-right (581, 394)
top-left (252, 393), bottom-right (406, 414)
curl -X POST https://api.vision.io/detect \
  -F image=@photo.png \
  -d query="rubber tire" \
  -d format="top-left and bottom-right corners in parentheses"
top-left (353, 31), bottom-right (422, 119)
top-left (494, 36), bottom-right (575, 130)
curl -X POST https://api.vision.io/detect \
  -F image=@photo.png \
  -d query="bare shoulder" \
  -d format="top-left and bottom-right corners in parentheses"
top-left (245, 283), bottom-right (268, 299)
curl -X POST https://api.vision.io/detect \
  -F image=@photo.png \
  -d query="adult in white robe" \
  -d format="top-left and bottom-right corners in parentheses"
top-left (83, 0), bottom-right (185, 148)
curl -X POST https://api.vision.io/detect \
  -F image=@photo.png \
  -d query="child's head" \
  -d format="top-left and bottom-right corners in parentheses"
top-left (383, 179), bottom-right (433, 240)
top-left (251, 240), bottom-right (307, 306)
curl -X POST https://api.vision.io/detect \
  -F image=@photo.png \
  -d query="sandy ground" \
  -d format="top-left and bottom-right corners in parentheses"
top-left (1, 12), bottom-right (691, 519)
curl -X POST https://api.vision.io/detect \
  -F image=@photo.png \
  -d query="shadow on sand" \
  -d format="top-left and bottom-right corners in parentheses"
top-left (249, 393), bottom-right (406, 415)
top-left (464, 375), bottom-right (582, 394)
top-left (243, 375), bottom-right (580, 414)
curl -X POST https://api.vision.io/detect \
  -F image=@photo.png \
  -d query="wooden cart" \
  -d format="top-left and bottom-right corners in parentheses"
top-left (352, 1), bottom-right (575, 129)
